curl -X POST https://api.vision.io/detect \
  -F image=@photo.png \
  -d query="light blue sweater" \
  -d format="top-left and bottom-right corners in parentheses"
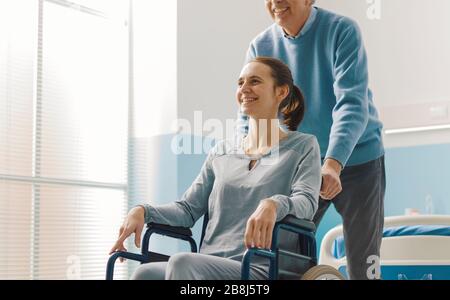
top-left (240, 7), bottom-right (384, 167)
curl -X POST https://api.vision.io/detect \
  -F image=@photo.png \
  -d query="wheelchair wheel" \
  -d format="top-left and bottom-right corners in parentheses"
top-left (301, 265), bottom-right (346, 280)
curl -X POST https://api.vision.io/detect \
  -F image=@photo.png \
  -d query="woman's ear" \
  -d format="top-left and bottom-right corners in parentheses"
top-left (276, 84), bottom-right (290, 104)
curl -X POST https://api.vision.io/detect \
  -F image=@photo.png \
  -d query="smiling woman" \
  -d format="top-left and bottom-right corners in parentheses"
top-left (238, 57), bottom-right (305, 134)
top-left (237, 57), bottom-right (305, 169)
top-left (109, 57), bottom-right (322, 280)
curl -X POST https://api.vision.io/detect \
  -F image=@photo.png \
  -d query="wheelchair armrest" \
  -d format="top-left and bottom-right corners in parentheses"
top-left (242, 216), bottom-right (316, 280)
top-left (106, 223), bottom-right (196, 280)
top-left (241, 216), bottom-right (317, 280)
top-left (147, 222), bottom-right (193, 237)
top-left (278, 215), bottom-right (316, 233)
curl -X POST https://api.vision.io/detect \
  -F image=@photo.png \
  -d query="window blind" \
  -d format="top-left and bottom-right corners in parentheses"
top-left (0, 0), bottom-right (131, 279)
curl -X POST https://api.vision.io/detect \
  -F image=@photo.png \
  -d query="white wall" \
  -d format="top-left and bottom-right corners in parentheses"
top-left (133, 0), bottom-right (177, 138)
top-left (130, 0), bottom-right (180, 259)
top-left (177, 0), bottom-right (271, 137)
top-left (317, 0), bottom-right (450, 147)
top-left (318, 0), bottom-right (450, 108)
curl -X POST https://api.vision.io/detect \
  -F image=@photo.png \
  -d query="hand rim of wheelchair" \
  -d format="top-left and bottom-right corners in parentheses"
top-left (301, 265), bottom-right (346, 280)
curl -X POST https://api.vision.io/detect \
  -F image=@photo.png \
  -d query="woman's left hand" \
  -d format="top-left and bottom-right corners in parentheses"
top-left (244, 199), bottom-right (278, 249)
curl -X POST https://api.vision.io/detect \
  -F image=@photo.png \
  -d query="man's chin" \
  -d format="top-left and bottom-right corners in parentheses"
top-left (275, 19), bottom-right (288, 29)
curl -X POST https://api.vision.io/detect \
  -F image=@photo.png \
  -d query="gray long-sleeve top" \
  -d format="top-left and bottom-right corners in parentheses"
top-left (142, 131), bottom-right (321, 263)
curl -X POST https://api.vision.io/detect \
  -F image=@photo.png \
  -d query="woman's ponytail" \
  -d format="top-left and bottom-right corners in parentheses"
top-left (279, 85), bottom-right (305, 131)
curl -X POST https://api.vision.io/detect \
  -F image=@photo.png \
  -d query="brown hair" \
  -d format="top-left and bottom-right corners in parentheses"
top-left (250, 57), bottom-right (305, 131)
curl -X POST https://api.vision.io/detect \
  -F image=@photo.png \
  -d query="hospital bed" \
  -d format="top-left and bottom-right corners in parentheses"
top-left (319, 215), bottom-right (450, 280)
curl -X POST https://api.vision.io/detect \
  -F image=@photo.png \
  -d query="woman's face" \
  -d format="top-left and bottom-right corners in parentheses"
top-left (236, 62), bottom-right (288, 119)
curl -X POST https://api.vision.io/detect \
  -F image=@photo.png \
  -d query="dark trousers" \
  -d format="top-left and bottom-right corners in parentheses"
top-left (313, 156), bottom-right (386, 280)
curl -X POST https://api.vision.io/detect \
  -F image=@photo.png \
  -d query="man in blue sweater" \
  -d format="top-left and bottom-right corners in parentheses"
top-left (238, 0), bottom-right (385, 279)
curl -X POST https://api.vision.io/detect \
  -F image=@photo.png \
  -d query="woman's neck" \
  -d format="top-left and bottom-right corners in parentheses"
top-left (244, 118), bottom-right (288, 155)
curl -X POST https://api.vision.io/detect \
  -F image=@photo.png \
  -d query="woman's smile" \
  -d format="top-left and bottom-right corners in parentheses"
top-left (241, 97), bottom-right (259, 105)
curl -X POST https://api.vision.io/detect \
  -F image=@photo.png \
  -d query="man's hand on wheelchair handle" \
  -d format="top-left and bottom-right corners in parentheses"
top-left (244, 199), bottom-right (278, 250)
top-left (320, 158), bottom-right (343, 200)
top-left (109, 206), bottom-right (145, 262)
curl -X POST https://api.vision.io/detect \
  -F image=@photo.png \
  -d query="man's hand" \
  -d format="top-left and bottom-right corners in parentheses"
top-left (109, 206), bottom-right (145, 262)
top-left (244, 199), bottom-right (278, 250)
top-left (320, 158), bottom-right (343, 200)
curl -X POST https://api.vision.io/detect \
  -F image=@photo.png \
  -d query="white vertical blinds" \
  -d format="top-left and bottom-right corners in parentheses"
top-left (35, 185), bottom-right (127, 279)
top-left (0, 0), bottom-right (131, 279)
top-left (39, 2), bottom-right (128, 184)
top-left (0, 0), bottom-right (35, 179)
top-left (0, 181), bottom-right (33, 279)
top-left (0, 0), bottom-right (37, 280)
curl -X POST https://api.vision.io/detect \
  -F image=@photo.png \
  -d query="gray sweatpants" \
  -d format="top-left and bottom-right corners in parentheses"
top-left (130, 252), bottom-right (269, 280)
top-left (313, 156), bottom-right (385, 280)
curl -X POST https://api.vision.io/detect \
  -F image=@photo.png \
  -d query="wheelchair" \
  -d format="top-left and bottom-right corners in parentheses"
top-left (106, 214), bottom-right (343, 280)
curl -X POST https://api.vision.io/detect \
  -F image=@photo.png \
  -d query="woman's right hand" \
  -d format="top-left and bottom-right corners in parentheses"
top-left (109, 206), bottom-right (146, 261)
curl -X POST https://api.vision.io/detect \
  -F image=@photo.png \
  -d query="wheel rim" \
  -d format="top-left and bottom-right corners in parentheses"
top-left (313, 274), bottom-right (343, 280)
top-left (301, 265), bottom-right (346, 280)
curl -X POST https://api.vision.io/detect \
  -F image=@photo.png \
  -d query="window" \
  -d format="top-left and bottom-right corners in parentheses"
top-left (0, 0), bottom-right (130, 279)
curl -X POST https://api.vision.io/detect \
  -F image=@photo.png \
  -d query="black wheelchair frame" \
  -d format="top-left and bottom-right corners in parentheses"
top-left (106, 215), bottom-right (317, 280)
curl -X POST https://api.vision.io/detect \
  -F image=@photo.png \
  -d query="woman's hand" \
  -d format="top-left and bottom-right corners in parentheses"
top-left (109, 206), bottom-right (145, 261)
top-left (320, 158), bottom-right (342, 200)
top-left (244, 199), bottom-right (278, 250)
